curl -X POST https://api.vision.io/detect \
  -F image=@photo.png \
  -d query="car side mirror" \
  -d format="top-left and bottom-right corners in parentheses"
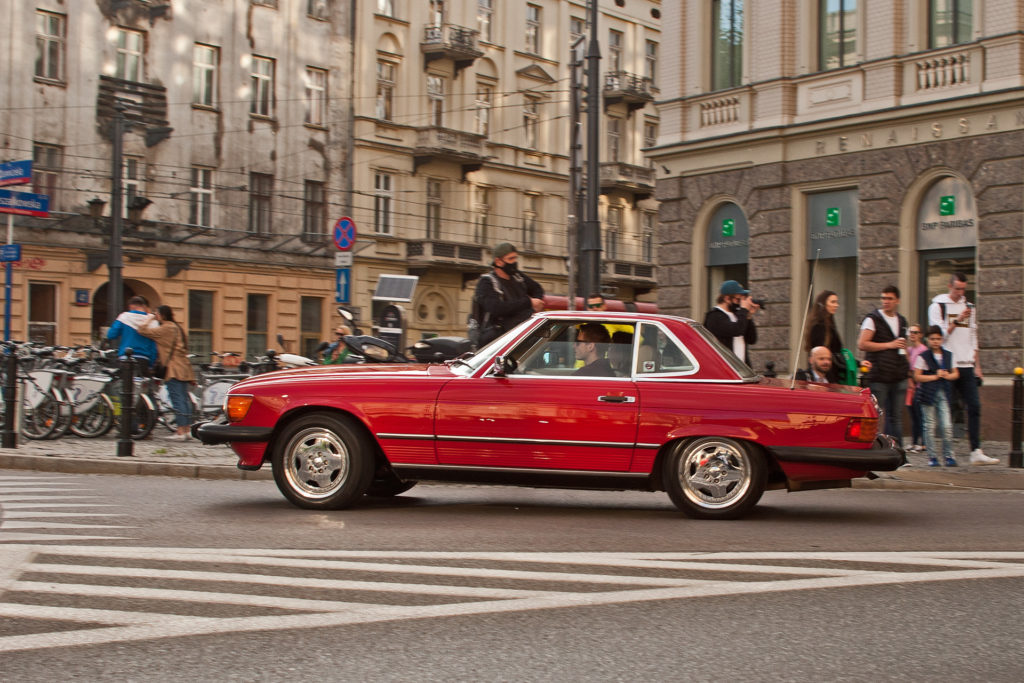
top-left (491, 355), bottom-right (517, 377)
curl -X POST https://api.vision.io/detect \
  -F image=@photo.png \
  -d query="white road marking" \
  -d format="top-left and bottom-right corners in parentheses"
top-left (0, 476), bottom-right (132, 543)
top-left (0, 546), bottom-right (1020, 653)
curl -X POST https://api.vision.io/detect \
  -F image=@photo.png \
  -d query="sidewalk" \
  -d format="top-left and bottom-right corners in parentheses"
top-left (0, 432), bottom-right (1022, 491)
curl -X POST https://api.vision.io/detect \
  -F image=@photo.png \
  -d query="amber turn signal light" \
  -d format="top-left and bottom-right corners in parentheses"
top-left (226, 395), bottom-right (254, 422)
top-left (845, 417), bottom-right (878, 443)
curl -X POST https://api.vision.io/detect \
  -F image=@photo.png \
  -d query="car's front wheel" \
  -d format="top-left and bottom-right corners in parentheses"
top-left (271, 412), bottom-right (374, 509)
top-left (663, 437), bottom-right (766, 520)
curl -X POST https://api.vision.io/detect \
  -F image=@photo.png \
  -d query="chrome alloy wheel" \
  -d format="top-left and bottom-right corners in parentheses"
top-left (677, 438), bottom-right (753, 509)
top-left (282, 427), bottom-right (351, 499)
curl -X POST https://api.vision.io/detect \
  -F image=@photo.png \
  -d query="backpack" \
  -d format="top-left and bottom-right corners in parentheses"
top-left (467, 273), bottom-right (503, 348)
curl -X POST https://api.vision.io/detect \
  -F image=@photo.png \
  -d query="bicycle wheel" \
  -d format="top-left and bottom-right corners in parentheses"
top-left (45, 390), bottom-right (74, 440)
top-left (129, 393), bottom-right (156, 440)
top-left (69, 394), bottom-right (115, 438)
top-left (21, 392), bottom-right (59, 440)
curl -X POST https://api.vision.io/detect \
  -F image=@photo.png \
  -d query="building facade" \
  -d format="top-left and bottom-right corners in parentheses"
top-left (650, 0), bottom-right (1024, 389)
top-left (1, 0), bottom-right (661, 358)
top-left (350, 0), bottom-right (661, 343)
top-left (1, 0), bottom-right (352, 358)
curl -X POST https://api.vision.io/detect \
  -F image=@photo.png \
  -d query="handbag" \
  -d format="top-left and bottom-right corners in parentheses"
top-left (153, 325), bottom-right (179, 380)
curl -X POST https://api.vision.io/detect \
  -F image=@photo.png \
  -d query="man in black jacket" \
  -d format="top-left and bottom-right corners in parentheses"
top-left (703, 280), bottom-right (760, 365)
top-left (473, 242), bottom-right (545, 347)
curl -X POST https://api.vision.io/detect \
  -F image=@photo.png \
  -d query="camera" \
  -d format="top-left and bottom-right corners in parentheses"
top-left (751, 297), bottom-right (767, 310)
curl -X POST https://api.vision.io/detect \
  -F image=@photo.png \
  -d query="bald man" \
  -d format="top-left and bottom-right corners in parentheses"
top-left (795, 346), bottom-right (835, 384)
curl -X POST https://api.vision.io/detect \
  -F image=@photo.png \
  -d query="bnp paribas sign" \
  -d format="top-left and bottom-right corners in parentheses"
top-left (917, 177), bottom-right (977, 250)
top-left (807, 190), bottom-right (858, 259)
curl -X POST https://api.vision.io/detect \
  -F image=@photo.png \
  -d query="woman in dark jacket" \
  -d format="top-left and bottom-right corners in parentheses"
top-left (803, 290), bottom-right (843, 383)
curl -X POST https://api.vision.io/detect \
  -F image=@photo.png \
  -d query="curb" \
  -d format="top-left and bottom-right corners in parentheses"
top-left (0, 452), bottom-right (273, 481)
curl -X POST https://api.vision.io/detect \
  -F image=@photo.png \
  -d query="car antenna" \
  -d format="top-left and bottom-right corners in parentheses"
top-left (789, 248), bottom-right (822, 390)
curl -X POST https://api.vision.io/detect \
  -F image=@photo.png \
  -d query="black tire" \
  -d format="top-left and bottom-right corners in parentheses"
top-left (70, 395), bottom-right (115, 438)
top-left (21, 393), bottom-right (59, 440)
top-left (271, 412), bottom-right (374, 509)
top-left (663, 437), bottom-right (766, 520)
top-left (129, 394), bottom-right (156, 441)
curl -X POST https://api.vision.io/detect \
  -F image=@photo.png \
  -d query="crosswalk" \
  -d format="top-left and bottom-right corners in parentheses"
top-left (1, 546), bottom-right (1022, 653)
top-left (0, 474), bottom-right (135, 543)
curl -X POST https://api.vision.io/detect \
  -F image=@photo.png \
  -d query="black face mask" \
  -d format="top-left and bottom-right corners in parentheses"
top-left (499, 261), bottom-right (519, 275)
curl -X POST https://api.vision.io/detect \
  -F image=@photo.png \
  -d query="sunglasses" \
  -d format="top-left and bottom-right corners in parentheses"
top-left (586, 303), bottom-right (603, 309)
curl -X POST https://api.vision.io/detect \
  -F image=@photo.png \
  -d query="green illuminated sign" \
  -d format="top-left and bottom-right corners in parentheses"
top-left (825, 208), bottom-right (840, 226)
top-left (939, 195), bottom-right (956, 216)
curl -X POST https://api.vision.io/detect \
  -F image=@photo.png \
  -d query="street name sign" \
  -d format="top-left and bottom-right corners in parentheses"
top-left (0, 160), bottom-right (32, 187)
top-left (0, 189), bottom-right (49, 217)
top-left (0, 244), bottom-right (21, 262)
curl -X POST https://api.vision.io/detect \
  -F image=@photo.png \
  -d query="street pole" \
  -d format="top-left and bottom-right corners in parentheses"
top-left (567, 36), bottom-right (585, 310)
top-left (108, 100), bottom-right (127, 320)
top-left (1010, 367), bottom-right (1023, 468)
top-left (4, 214), bottom-right (12, 341)
top-left (581, 0), bottom-right (602, 301)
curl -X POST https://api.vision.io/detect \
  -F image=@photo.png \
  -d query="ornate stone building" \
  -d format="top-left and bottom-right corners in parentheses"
top-left (649, 0), bottom-right (1024, 395)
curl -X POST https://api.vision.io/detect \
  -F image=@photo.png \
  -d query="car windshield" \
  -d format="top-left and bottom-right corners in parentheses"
top-left (449, 318), bottom-right (537, 375)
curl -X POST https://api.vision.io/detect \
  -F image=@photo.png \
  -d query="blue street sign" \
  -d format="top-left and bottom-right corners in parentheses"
top-left (333, 216), bottom-right (357, 251)
top-left (0, 160), bottom-right (32, 187)
top-left (0, 244), bottom-right (21, 262)
top-left (0, 189), bottom-right (49, 217)
top-left (336, 267), bottom-right (351, 303)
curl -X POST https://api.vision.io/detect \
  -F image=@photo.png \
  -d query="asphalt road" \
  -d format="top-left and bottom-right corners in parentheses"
top-left (1, 471), bottom-right (1022, 681)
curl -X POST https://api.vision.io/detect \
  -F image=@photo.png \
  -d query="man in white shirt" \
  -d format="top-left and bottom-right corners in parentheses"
top-left (927, 272), bottom-right (997, 465)
top-left (858, 285), bottom-right (909, 444)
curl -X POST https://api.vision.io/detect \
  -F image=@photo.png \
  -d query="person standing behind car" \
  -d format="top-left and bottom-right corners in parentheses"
top-left (858, 285), bottom-right (909, 444)
top-left (704, 280), bottom-right (759, 366)
top-left (473, 242), bottom-right (544, 347)
top-left (139, 305), bottom-right (195, 441)
top-left (927, 272), bottom-right (997, 465)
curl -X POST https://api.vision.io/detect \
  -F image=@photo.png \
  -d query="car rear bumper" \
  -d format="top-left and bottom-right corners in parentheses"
top-left (768, 435), bottom-right (906, 472)
top-left (193, 421), bottom-right (273, 445)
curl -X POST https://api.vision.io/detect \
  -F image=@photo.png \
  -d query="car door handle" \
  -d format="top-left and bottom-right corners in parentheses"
top-left (598, 395), bottom-right (636, 403)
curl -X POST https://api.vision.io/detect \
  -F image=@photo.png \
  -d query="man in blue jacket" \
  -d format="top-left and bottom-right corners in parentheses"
top-left (106, 295), bottom-right (157, 367)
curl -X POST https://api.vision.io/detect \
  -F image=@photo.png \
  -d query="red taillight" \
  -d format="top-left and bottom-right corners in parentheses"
top-left (846, 417), bottom-right (878, 443)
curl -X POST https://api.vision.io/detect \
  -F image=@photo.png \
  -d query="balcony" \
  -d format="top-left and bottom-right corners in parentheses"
top-left (413, 126), bottom-right (487, 177)
top-left (406, 240), bottom-right (485, 272)
top-left (603, 71), bottom-right (655, 112)
top-left (599, 162), bottom-right (655, 201)
top-left (421, 24), bottom-right (484, 75)
top-left (603, 259), bottom-right (657, 289)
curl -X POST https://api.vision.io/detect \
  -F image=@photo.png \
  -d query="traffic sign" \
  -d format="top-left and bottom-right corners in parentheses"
top-left (334, 251), bottom-right (353, 267)
top-left (333, 216), bottom-right (357, 251)
top-left (0, 189), bottom-right (49, 217)
top-left (335, 267), bottom-right (351, 303)
top-left (0, 160), bottom-right (32, 187)
top-left (0, 244), bottom-right (21, 262)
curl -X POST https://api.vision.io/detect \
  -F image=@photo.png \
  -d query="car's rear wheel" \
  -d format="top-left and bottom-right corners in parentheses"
top-left (272, 412), bottom-right (373, 509)
top-left (663, 437), bottom-right (766, 520)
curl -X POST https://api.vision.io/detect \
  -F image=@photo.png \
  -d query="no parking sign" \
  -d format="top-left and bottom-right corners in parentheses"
top-left (333, 216), bottom-right (356, 251)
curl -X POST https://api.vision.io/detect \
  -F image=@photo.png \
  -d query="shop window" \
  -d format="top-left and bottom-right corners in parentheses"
top-left (188, 290), bottom-right (214, 358)
top-left (300, 296), bottom-right (323, 358)
top-left (247, 294), bottom-right (269, 360)
top-left (28, 282), bottom-right (57, 345)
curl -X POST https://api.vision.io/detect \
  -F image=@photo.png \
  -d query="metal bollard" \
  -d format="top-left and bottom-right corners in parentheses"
top-left (1010, 367), bottom-right (1023, 469)
top-left (118, 348), bottom-right (135, 458)
top-left (763, 360), bottom-right (777, 378)
top-left (2, 345), bottom-right (17, 449)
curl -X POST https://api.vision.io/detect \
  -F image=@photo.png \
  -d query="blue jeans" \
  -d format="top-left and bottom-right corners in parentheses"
top-left (165, 378), bottom-right (192, 430)
top-left (869, 380), bottom-right (907, 443)
top-left (909, 396), bottom-right (924, 446)
top-left (921, 395), bottom-right (954, 461)
top-left (950, 367), bottom-right (981, 450)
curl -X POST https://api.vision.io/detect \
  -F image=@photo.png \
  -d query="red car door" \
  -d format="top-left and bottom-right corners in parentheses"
top-left (434, 375), bottom-right (639, 471)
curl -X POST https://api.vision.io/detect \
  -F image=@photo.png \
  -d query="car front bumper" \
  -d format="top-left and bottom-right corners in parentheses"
top-left (193, 420), bottom-right (273, 445)
top-left (768, 434), bottom-right (906, 472)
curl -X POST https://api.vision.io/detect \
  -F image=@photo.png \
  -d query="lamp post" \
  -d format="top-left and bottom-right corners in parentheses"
top-left (581, 0), bottom-right (602, 301)
top-left (108, 101), bottom-right (127, 319)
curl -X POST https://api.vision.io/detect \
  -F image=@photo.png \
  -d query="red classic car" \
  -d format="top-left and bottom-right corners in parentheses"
top-left (197, 311), bottom-right (903, 519)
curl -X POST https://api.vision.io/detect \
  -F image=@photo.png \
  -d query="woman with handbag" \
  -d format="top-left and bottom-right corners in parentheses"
top-left (140, 305), bottom-right (196, 441)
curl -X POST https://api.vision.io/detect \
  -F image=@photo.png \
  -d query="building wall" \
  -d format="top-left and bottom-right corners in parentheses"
top-left (651, 0), bottom-right (1024, 376)
top-left (1, 0), bottom-right (351, 356)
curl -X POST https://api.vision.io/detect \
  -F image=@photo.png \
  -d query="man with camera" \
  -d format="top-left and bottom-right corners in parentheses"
top-left (704, 280), bottom-right (760, 366)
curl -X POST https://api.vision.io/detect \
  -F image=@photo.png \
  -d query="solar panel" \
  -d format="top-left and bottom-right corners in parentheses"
top-left (373, 274), bottom-right (419, 302)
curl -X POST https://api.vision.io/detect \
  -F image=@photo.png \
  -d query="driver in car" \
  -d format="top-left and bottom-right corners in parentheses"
top-left (573, 323), bottom-right (615, 377)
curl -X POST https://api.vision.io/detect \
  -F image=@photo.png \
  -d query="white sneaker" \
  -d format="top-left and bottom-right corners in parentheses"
top-left (969, 449), bottom-right (999, 465)
top-left (164, 433), bottom-right (189, 442)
